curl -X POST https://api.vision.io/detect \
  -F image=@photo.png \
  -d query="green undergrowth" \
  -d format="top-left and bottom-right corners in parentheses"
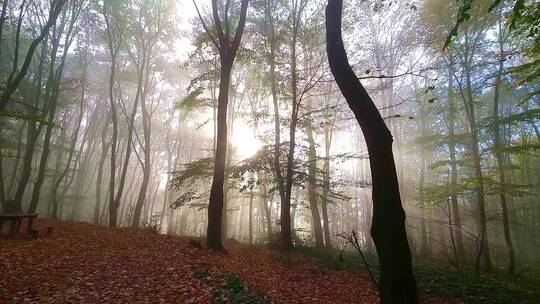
top-left (293, 245), bottom-right (540, 304)
top-left (211, 273), bottom-right (272, 304)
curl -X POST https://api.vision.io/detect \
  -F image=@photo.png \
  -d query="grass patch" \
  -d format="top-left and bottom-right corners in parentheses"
top-left (294, 245), bottom-right (540, 304)
top-left (294, 245), bottom-right (379, 272)
top-left (414, 265), bottom-right (540, 304)
top-left (211, 273), bottom-right (272, 304)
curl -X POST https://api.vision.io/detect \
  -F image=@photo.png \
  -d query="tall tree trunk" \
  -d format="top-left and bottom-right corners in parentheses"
top-left (461, 42), bottom-right (492, 272)
top-left (446, 53), bottom-right (466, 265)
top-left (264, 0), bottom-right (287, 246)
top-left (281, 0), bottom-right (305, 250)
top-left (27, 13), bottom-right (77, 213)
top-left (103, 1), bottom-right (123, 226)
top-left (204, 0), bottom-right (249, 250)
top-left (132, 61), bottom-right (152, 228)
top-left (50, 47), bottom-right (88, 218)
top-left (12, 41), bottom-right (48, 212)
top-left (249, 187), bottom-right (254, 244)
top-left (322, 124), bottom-right (333, 248)
top-left (492, 13), bottom-right (516, 275)
top-left (0, 0), bottom-right (66, 111)
top-left (261, 180), bottom-right (273, 240)
top-left (28, 83), bottom-right (60, 213)
top-left (306, 102), bottom-right (324, 247)
top-left (7, 121), bottom-right (26, 197)
top-left (0, 0), bottom-right (8, 61)
top-left (418, 99), bottom-right (430, 259)
top-left (326, 1), bottom-right (418, 302)
top-left (112, 74), bottom-right (141, 225)
top-left (0, 145), bottom-right (5, 209)
top-left (160, 116), bottom-right (175, 228)
top-left (208, 58), bottom-right (233, 249)
top-left (107, 51), bottom-right (119, 226)
top-left (95, 113), bottom-right (111, 224)
top-left (50, 96), bottom-right (85, 218)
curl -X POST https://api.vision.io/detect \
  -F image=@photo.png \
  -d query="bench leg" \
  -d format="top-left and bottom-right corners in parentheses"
top-left (27, 217), bottom-right (34, 233)
top-left (9, 220), bottom-right (18, 237)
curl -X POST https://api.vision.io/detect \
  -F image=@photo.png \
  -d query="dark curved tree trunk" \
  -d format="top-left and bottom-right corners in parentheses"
top-left (28, 8), bottom-right (78, 213)
top-left (325, 1), bottom-right (418, 303)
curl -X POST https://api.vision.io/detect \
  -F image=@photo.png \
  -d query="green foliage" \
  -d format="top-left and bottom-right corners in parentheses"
top-left (169, 158), bottom-right (214, 190)
top-left (293, 245), bottom-right (377, 272)
top-left (0, 111), bottom-right (61, 128)
top-left (141, 215), bottom-right (161, 233)
top-left (211, 273), bottom-right (271, 304)
top-left (177, 86), bottom-right (213, 112)
top-left (446, 0), bottom-right (540, 98)
top-left (296, 245), bottom-right (540, 304)
top-left (169, 157), bottom-right (214, 209)
top-left (414, 265), bottom-right (540, 304)
top-left (445, 0), bottom-right (473, 48)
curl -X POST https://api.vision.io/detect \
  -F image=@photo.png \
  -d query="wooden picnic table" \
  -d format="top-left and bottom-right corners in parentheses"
top-left (0, 213), bottom-right (38, 237)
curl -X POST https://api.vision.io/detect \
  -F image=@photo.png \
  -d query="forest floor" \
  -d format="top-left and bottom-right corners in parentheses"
top-left (1, 219), bottom-right (463, 303)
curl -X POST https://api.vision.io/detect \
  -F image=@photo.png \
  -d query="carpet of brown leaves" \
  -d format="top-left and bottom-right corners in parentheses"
top-left (0, 219), bottom-right (458, 303)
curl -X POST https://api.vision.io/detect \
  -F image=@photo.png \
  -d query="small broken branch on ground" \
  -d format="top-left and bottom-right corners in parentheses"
top-left (337, 230), bottom-right (380, 291)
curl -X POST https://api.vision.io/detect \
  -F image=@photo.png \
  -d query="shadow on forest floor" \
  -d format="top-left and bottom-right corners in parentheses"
top-left (293, 245), bottom-right (540, 304)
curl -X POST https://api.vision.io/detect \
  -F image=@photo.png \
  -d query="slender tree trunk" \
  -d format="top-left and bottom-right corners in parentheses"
top-left (95, 112), bottom-right (111, 224)
top-left (28, 85), bottom-right (59, 213)
top-left (326, 1), bottom-right (418, 302)
top-left (27, 19), bottom-right (75, 213)
top-left (204, 0), bottom-right (249, 250)
top-left (446, 55), bottom-right (466, 265)
top-left (418, 100), bottom-right (430, 258)
top-left (50, 49), bottom-right (88, 218)
top-left (32, 0), bottom-right (83, 215)
top-left (107, 53), bottom-right (119, 226)
top-left (112, 75), bottom-right (141, 225)
top-left (160, 118), bottom-right (175, 228)
top-left (0, 145), bottom-right (5, 209)
top-left (132, 64), bottom-right (152, 228)
top-left (306, 102), bottom-right (324, 247)
top-left (322, 124), bottom-right (333, 248)
top-left (12, 41), bottom-right (48, 212)
top-left (249, 186), bottom-right (254, 244)
top-left (50, 96), bottom-right (85, 218)
top-left (0, 0), bottom-right (66, 111)
top-left (281, 2), bottom-right (304, 250)
top-left (6, 121), bottom-right (25, 197)
top-left (462, 50), bottom-right (492, 272)
top-left (265, 0), bottom-right (287, 245)
top-left (492, 13), bottom-right (516, 275)
top-left (261, 181), bottom-right (273, 240)
top-left (0, 0), bottom-right (8, 61)
top-left (103, 2), bottom-right (123, 226)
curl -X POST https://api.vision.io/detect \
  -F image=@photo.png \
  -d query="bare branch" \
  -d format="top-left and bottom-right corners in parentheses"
top-left (231, 0), bottom-right (249, 54)
top-left (192, 0), bottom-right (219, 50)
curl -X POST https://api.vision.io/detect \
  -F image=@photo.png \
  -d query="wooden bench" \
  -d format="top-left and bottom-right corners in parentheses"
top-left (0, 213), bottom-right (38, 237)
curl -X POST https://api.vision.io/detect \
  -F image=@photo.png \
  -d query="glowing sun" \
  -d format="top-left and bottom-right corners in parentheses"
top-left (231, 121), bottom-right (262, 159)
